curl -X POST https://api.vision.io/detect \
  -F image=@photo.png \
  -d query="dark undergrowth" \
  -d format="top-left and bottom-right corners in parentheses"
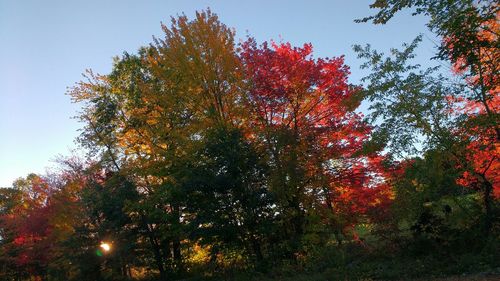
top-left (166, 236), bottom-right (500, 281)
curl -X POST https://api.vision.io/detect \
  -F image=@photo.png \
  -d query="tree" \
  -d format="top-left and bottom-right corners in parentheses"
top-left (240, 39), bottom-right (391, 249)
top-left (0, 174), bottom-right (54, 280)
top-left (70, 9), bottom-right (245, 278)
top-left (0, 173), bottom-right (83, 280)
top-left (357, 0), bottom-right (499, 234)
top-left (184, 126), bottom-right (275, 269)
top-left (74, 168), bottom-right (140, 280)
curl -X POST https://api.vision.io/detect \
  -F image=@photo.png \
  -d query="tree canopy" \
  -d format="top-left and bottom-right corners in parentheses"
top-left (1, 3), bottom-right (498, 281)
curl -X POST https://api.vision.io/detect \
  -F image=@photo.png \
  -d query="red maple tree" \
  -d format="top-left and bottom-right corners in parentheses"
top-left (240, 39), bottom-right (392, 236)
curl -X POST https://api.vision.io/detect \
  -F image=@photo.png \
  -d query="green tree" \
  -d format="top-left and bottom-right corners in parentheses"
top-left (184, 126), bottom-right (275, 270)
top-left (356, 0), bottom-right (498, 235)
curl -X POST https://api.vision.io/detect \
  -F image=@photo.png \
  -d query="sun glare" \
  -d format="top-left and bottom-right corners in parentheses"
top-left (100, 242), bottom-right (111, 252)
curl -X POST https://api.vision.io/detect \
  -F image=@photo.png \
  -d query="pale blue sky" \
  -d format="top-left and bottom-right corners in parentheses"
top-left (0, 0), bottom-right (435, 187)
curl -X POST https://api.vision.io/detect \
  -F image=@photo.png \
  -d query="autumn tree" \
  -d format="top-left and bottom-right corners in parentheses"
top-left (0, 172), bottom-right (84, 280)
top-left (70, 9), bottom-right (245, 278)
top-left (357, 0), bottom-right (499, 234)
top-left (0, 174), bottom-right (55, 279)
top-left (240, 40), bottom-right (392, 251)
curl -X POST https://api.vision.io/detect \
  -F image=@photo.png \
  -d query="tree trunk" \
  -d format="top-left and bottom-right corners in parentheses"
top-left (250, 234), bottom-right (264, 264)
top-left (172, 205), bottom-right (183, 272)
top-left (173, 238), bottom-right (182, 270)
top-left (483, 179), bottom-right (493, 236)
top-left (152, 238), bottom-right (167, 280)
top-left (141, 214), bottom-right (167, 280)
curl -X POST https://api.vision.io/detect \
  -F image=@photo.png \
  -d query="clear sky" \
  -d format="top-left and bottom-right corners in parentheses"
top-left (0, 0), bottom-right (436, 187)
